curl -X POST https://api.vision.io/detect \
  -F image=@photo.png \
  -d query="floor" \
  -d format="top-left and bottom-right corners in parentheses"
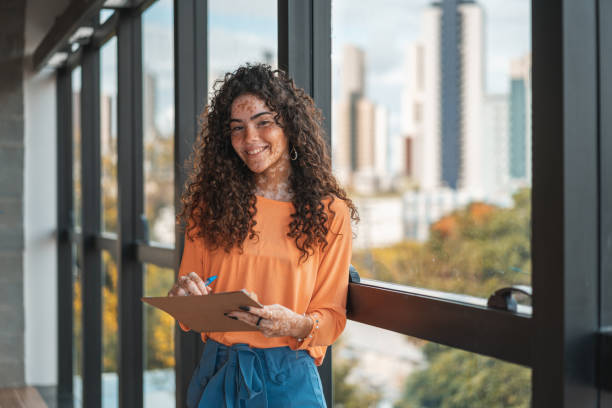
top-left (0, 386), bottom-right (47, 408)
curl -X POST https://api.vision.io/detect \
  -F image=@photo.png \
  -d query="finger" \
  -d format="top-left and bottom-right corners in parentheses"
top-left (176, 287), bottom-right (187, 296)
top-left (168, 284), bottom-right (185, 297)
top-left (240, 305), bottom-right (272, 319)
top-left (179, 276), bottom-right (202, 295)
top-left (228, 311), bottom-right (260, 327)
top-left (189, 272), bottom-right (210, 295)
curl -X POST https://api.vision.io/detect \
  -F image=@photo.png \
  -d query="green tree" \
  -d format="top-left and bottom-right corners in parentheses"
top-left (395, 344), bottom-right (530, 408)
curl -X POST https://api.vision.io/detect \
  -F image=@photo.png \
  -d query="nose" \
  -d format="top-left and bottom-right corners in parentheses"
top-left (244, 123), bottom-right (259, 142)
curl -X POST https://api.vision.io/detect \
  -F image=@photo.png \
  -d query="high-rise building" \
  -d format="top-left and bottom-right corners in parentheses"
top-left (403, 0), bottom-right (484, 192)
top-left (333, 44), bottom-right (389, 193)
top-left (482, 94), bottom-right (510, 194)
top-left (509, 53), bottom-right (532, 183)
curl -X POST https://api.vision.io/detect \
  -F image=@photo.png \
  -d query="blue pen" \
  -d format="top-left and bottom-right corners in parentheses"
top-left (203, 275), bottom-right (217, 286)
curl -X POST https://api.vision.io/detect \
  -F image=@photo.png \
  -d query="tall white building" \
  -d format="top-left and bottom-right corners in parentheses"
top-left (482, 94), bottom-right (510, 195)
top-left (402, 0), bottom-right (484, 193)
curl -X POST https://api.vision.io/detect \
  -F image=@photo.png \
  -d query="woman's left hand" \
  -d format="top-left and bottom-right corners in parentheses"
top-left (227, 304), bottom-right (313, 339)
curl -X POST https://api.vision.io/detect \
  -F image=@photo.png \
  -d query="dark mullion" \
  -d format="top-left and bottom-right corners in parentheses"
top-left (56, 66), bottom-right (74, 406)
top-left (532, 0), bottom-right (599, 406)
top-left (599, 0), bottom-right (612, 404)
top-left (80, 43), bottom-right (103, 408)
top-left (278, 2), bottom-right (333, 405)
top-left (599, 0), bottom-right (612, 335)
top-left (174, 1), bottom-right (207, 405)
top-left (311, 0), bottom-right (332, 148)
top-left (278, 0), bottom-right (312, 94)
top-left (116, 8), bottom-right (144, 408)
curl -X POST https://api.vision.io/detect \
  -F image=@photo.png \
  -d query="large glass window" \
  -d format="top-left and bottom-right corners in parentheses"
top-left (100, 37), bottom-right (118, 234)
top-left (334, 322), bottom-right (530, 407)
top-left (143, 0), bottom-right (175, 246)
top-left (332, 0), bottom-right (532, 299)
top-left (143, 264), bottom-right (176, 407)
top-left (101, 250), bottom-right (119, 407)
top-left (331, 0), bottom-right (532, 403)
top-left (71, 66), bottom-right (83, 408)
top-left (72, 67), bottom-right (82, 230)
top-left (208, 0), bottom-right (277, 92)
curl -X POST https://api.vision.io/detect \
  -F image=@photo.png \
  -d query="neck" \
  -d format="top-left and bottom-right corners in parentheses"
top-left (253, 154), bottom-right (293, 201)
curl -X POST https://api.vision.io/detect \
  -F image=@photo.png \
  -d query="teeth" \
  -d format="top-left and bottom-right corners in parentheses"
top-left (246, 146), bottom-right (266, 155)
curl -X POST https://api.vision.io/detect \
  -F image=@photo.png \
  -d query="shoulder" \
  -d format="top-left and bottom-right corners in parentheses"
top-left (322, 196), bottom-right (351, 227)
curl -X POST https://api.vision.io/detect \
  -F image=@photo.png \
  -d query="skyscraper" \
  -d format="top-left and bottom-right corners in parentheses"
top-left (333, 44), bottom-right (389, 193)
top-left (509, 53), bottom-right (532, 183)
top-left (403, 0), bottom-right (484, 192)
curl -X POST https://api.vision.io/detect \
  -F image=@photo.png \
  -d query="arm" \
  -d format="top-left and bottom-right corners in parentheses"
top-left (292, 199), bottom-right (352, 348)
top-left (170, 231), bottom-right (208, 332)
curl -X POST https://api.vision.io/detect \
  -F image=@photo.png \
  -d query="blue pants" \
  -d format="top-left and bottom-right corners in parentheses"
top-left (186, 340), bottom-right (327, 408)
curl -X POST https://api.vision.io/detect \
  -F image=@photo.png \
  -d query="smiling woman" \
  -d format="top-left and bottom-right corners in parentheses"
top-left (167, 64), bottom-right (359, 407)
top-left (230, 94), bottom-right (291, 200)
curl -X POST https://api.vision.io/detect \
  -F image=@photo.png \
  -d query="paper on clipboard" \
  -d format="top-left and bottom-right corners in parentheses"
top-left (141, 289), bottom-right (263, 332)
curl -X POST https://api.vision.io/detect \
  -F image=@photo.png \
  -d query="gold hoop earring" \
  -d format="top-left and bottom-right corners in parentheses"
top-left (290, 146), bottom-right (298, 161)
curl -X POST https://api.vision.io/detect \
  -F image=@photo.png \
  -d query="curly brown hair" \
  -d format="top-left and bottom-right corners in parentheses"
top-left (178, 63), bottom-right (358, 262)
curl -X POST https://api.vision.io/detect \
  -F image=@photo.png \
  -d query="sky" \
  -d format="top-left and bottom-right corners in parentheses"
top-left (96, 0), bottom-right (531, 139)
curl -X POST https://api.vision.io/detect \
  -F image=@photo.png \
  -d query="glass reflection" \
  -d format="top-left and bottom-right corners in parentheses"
top-left (72, 243), bottom-right (82, 408)
top-left (102, 250), bottom-right (119, 407)
top-left (143, 264), bottom-right (176, 407)
top-left (208, 0), bottom-right (277, 92)
top-left (143, 0), bottom-right (175, 246)
top-left (100, 37), bottom-right (118, 234)
top-left (332, 0), bottom-right (532, 299)
top-left (334, 321), bottom-right (531, 407)
top-left (72, 67), bottom-right (82, 229)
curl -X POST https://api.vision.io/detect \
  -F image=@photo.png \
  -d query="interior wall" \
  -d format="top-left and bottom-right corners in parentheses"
top-left (23, 66), bottom-right (58, 386)
top-left (21, 0), bottom-right (71, 386)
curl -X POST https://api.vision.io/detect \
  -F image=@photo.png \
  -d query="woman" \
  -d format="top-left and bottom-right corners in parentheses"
top-left (168, 64), bottom-right (358, 407)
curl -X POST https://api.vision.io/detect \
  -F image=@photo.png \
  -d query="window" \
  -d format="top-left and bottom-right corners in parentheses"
top-left (100, 37), bottom-right (118, 234)
top-left (143, 0), bottom-right (175, 246)
top-left (208, 0), bottom-right (277, 92)
top-left (143, 264), bottom-right (176, 407)
top-left (332, 0), bottom-right (532, 300)
top-left (102, 250), bottom-right (119, 407)
top-left (53, 2), bottom-right (609, 407)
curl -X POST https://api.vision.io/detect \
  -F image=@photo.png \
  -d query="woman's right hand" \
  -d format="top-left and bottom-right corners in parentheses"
top-left (167, 272), bottom-right (211, 296)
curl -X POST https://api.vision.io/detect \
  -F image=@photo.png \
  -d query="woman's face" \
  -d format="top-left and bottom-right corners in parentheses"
top-left (229, 93), bottom-right (290, 175)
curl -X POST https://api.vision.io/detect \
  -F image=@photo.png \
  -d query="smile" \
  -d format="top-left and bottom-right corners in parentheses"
top-left (245, 146), bottom-right (269, 156)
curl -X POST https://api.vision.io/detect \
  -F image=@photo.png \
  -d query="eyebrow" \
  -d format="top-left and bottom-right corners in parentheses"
top-left (229, 111), bottom-right (273, 123)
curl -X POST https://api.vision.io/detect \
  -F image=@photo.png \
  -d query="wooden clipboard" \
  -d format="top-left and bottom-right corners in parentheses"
top-left (141, 289), bottom-right (263, 332)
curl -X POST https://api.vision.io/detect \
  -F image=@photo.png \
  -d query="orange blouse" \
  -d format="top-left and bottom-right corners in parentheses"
top-left (178, 195), bottom-right (352, 366)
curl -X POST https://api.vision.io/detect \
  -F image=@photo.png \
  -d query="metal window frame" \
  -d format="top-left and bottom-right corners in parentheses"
top-left (56, 66), bottom-right (74, 407)
top-left (173, 1), bottom-right (208, 406)
top-left (116, 7), bottom-right (145, 408)
top-left (53, 0), bottom-right (612, 407)
top-left (80, 40), bottom-right (103, 408)
top-left (599, 0), bottom-right (612, 404)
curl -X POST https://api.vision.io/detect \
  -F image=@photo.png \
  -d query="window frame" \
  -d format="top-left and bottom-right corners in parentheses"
top-left (53, 0), bottom-right (612, 407)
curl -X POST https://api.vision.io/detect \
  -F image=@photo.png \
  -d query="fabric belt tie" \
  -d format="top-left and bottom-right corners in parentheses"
top-left (196, 341), bottom-right (268, 408)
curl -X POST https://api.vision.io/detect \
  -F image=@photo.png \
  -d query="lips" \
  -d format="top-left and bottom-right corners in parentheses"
top-left (245, 146), bottom-right (269, 156)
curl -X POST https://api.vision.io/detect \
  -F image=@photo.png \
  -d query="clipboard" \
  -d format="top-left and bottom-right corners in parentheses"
top-left (142, 289), bottom-right (263, 332)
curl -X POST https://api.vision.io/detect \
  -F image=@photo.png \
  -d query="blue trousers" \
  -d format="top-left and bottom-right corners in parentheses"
top-left (186, 340), bottom-right (327, 408)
